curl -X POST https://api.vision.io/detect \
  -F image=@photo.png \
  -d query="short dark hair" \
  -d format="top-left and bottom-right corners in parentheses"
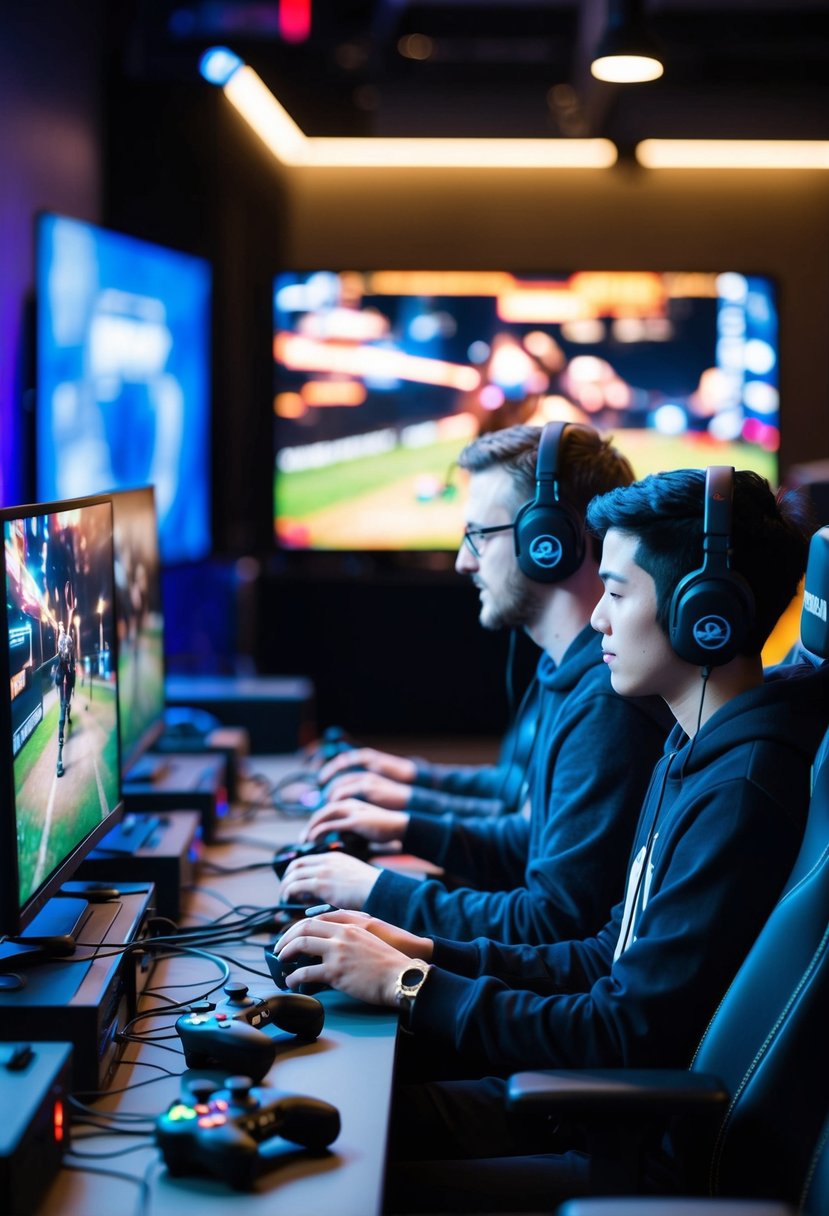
top-left (457, 424), bottom-right (635, 556)
top-left (586, 468), bottom-right (813, 656)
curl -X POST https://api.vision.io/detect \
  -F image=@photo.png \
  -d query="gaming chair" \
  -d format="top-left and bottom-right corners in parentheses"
top-left (507, 524), bottom-right (829, 1211)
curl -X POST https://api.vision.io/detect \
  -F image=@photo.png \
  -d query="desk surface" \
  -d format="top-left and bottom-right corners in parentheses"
top-left (38, 755), bottom-right (399, 1216)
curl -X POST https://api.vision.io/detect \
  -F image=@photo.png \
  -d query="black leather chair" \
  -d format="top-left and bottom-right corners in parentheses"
top-left (555, 1109), bottom-right (829, 1216)
top-left (507, 525), bottom-right (829, 1211)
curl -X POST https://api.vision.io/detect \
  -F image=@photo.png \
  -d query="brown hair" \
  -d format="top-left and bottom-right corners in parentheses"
top-left (457, 423), bottom-right (636, 539)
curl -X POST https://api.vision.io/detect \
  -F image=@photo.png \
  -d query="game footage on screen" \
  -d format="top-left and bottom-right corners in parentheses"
top-left (5, 502), bottom-right (119, 907)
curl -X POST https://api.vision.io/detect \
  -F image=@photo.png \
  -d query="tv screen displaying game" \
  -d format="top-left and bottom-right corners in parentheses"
top-left (112, 487), bottom-right (165, 776)
top-left (272, 270), bottom-right (779, 550)
top-left (0, 496), bottom-right (122, 933)
top-left (36, 213), bottom-right (213, 564)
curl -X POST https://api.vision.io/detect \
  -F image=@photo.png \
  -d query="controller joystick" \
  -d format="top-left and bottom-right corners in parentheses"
top-left (222, 981), bottom-right (255, 1007)
top-left (156, 1077), bottom-right (341, 1190)
top-left (175, 991), bottom-right (326, 1081)
top-left (273, 830), bottom-right (372, 880)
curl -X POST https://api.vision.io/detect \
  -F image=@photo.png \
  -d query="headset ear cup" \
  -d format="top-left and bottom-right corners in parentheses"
top-left (669, 571), bottom-right (755, 665)
top-left (513, 500), bottom-right (585, 583)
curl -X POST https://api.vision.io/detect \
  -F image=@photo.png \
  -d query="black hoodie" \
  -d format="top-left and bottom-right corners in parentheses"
top-left (406, 661), bottom-right (829, 1077)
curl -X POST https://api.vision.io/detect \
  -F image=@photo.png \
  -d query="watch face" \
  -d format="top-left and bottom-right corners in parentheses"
top-left (401, 967), bottom-right (426, 989)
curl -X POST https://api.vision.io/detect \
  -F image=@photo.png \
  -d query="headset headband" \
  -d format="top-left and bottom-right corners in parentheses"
top-left (701, 465), bottom-right (735, 569)
top-left (533, 421), bottom-right (567, 509)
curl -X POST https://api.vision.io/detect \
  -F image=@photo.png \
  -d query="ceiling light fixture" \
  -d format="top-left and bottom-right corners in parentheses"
top-left (200, 48), bottom-right (617, 170)
top-left (636, 140), bottom-right (829, 170)
top-left (590, 0), bottom-right (664, 84)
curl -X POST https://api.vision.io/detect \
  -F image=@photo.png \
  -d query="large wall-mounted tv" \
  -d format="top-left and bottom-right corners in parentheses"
top-left (272, 270), bottom-right (779, 551)
top-left (36, 214), bottom-right (212, 564)
top-left (0, 494), bottom-right (122, 957)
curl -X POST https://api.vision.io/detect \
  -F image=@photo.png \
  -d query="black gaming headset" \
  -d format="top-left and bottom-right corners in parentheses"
top-left (512, 421), bottom-right (585, 583)
top-left (668, 465), bottom-right (756, 666)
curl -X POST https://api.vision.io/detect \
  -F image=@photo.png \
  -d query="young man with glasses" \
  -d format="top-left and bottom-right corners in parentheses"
top-left (279, 423), bottom-right (672, 947)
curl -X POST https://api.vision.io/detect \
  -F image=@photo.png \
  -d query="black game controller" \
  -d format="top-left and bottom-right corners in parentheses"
top-left (175, 989), bottom-right (325, 1081)
top-left (273, 830), bottom-right (371, 880)
top-left (265, 946), bottom-right (324, 994)
top-left (156, 1075), bottom-right (341, 1190)
top-left (263, 903), bottom-right (336, 995)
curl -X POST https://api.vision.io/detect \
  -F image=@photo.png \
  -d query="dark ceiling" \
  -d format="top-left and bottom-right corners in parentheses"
top-left (121, 0), bottom-right (829, 147)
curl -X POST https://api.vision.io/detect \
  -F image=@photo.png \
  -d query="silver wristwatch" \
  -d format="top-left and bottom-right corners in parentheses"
top-left (393, 960), bottom-right (431, 1028)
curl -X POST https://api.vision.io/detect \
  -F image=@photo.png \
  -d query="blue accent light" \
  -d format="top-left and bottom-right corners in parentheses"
top-left (199, 47), bottom-right (243, 86)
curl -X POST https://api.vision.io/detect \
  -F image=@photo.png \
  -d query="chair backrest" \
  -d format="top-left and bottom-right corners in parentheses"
top-left (681, 526), bottom-right (829, 1203)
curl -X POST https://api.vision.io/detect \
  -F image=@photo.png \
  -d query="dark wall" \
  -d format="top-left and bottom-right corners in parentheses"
top-left (0, 0), bottom-right (104, 505)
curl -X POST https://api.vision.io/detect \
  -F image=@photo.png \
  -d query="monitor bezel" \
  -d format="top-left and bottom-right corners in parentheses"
top-left (0, 492), bottom-right (124, 938)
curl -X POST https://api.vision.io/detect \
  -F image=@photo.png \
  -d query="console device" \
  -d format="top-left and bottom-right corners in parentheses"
top-left (77, 811), bottom-right (200, 919)
top-left (156, 1074), bottom-right (340, 1190)
top-left (0, 1041), bottom-right (72, 1215)
top-left (175, 989), bottom-right (325, 1081)
top-left (0, 883), bottom-right (156, 1090)
top-left (123, 750), bottom-right (228, 842)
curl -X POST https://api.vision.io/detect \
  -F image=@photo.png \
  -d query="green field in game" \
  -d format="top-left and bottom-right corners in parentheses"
top-left (274, 429), bottom-right (778, 551)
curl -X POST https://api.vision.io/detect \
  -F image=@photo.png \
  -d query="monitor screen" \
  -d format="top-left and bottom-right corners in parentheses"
top-left (272, 270), bottom-right (779, 551)
top-left (0, 495), bottom-right (122, 937)
top-left (36, 213), bottom-right (213, 564)
top-left (112, 487), bottom-right (165, 775)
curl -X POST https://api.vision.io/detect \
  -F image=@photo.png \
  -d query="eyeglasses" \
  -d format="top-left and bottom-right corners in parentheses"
top-left (462, 524), bottom-right (515, 559)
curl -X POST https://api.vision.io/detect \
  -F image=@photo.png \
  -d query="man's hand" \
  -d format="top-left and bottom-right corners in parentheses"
top-left (324, 770), bottom-right (412, 810)
top-left (279, 851), bottom-right (381, 910)
top-left (319, 747), bottom-right (417, 787)
top-left (275, 909), bottom-right (433, 1006)
top-left (302, 799), bottom-right (409, 845)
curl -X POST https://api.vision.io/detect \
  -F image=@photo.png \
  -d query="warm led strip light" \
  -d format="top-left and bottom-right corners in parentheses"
top-left (636, 140), bottom-right (829, 170)
top-left (223, 63), bottom-right (617, 169)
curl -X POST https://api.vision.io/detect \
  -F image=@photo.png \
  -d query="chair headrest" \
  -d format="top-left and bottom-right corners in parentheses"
top-left (801, 525), bottom-right (829, 660)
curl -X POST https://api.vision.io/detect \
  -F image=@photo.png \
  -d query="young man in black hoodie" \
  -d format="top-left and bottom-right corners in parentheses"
top-left (279, 422), bottom-right (672, 946)
top-left (275, 466), bottom-right (828, 1212)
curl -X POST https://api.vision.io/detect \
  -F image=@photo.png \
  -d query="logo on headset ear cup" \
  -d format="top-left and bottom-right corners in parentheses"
top-left (513, 501), bottom-right (584, 583)
top-left (529, 534), bottom-right (564, 569)
top-left (669, 571), bottom-right (754, 665)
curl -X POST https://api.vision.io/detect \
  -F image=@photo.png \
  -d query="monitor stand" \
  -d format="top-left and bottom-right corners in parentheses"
top-left (0, 895), bottom-right (89, 974)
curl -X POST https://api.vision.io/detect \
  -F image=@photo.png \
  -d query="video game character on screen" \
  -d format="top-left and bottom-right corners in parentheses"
top-left (4, 503), bottom-right (120, 905)
top-left (53, 619), bottom-right (76, 775)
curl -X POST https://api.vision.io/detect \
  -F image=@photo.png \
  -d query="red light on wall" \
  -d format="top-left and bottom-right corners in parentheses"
top-left (279, 0), bottom-right (311, 43)
top-left (53, 1100), bottom-right (65, 1143)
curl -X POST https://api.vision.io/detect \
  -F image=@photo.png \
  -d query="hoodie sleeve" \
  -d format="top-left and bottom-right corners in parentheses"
top-left (405, 773), bottom-right (806, 1077)
top-left (406, 781), bottom-right (510, 819)
top-left (366, 687), bottom-right (667, 943)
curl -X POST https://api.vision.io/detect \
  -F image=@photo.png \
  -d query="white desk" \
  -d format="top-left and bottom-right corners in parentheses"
top-left (38, 755), bottom-right (399, 1216)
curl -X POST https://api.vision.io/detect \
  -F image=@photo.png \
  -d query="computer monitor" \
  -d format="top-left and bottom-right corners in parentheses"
top-left (0, 495), bottom-right (122, 958)
top-left (272, 270), bottom-right (780, 551)
top-left (111, 487), bottom-right (165, 776)
top-left (35, 213), bottom-right (213, 564)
